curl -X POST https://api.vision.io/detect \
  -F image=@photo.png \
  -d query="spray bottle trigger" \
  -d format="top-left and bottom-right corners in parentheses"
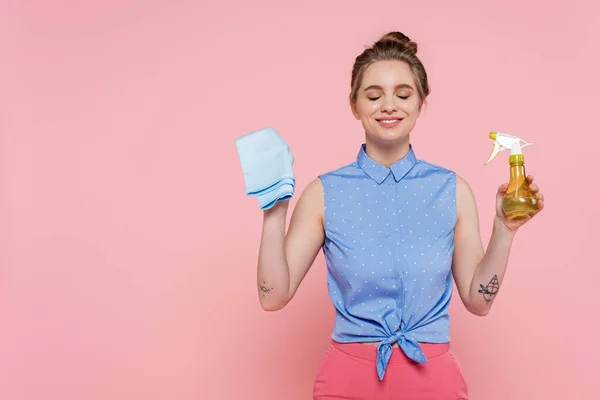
top-left (484, 142), bottom-right (503, 165)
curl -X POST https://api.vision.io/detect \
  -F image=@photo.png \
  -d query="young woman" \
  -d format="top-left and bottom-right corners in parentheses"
top-left (256, 31), bottom-right (544, 399)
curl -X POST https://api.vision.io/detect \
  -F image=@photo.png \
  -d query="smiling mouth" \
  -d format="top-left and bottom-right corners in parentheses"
top-left (376, 118), bottom-right (403, 127)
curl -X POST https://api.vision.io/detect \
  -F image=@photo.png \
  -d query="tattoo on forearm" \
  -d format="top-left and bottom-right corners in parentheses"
top-left (478, 275), bottom-right (499, 303)
top-left (258, 281), bottom-right (273, 297)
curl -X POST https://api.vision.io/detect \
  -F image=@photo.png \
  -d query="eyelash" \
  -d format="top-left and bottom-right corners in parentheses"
top-left (368, 95), bottom-right (409, 101)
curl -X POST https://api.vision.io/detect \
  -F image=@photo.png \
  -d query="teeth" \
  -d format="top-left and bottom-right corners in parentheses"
top-left (381, 119), bottom-right (398, 123)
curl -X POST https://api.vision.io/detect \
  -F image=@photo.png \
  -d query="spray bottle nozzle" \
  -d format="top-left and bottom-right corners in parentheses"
top-left (484, 132), bottom-right (533, 165)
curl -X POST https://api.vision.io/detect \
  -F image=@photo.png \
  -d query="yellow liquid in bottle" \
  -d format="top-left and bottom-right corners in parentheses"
top-left (502, 157), bottom-right (538, 219)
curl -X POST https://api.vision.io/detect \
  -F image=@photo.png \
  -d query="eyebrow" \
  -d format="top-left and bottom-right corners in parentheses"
top-left (363, 84), bottom-right (414, 91)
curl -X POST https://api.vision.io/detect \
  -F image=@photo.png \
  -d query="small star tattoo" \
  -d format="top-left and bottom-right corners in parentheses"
top-left (258, 281), bottom-right (273, 298)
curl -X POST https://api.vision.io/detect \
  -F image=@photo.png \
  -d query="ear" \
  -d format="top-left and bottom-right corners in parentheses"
top-left (350, 100), bottom-right (360, 120)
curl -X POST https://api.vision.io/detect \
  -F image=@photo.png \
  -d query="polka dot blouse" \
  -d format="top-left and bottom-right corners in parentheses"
top-left (319, 144), bottom-right (458, 381)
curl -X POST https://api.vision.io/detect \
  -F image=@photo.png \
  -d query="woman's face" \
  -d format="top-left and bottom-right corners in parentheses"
top-left (351, 60), bottom-right (423, 145)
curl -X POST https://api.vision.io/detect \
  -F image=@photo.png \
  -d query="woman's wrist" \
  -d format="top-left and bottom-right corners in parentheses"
top-left (263, 200), bottom-right (289, 219)
top-left (493, 215), bottom-right (518, 237)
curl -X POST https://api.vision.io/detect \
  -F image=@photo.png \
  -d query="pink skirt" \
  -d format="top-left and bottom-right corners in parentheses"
top-left (313, 340), bottom-right (468, 399)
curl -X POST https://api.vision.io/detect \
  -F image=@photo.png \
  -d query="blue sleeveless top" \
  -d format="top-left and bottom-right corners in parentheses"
top-left (318, 144), bottom-right (457, 381)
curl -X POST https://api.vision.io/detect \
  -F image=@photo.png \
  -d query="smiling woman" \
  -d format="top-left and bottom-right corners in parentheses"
top-left (254, 30), bottom-right (544, 400)
top-left (348, 32), bottom-right (430, 165)
top-left (351, 59), bottom-right (422, 148)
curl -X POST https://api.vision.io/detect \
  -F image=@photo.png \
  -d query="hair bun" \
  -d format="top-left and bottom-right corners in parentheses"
top-left (376, 31), bottom-right (418, 54)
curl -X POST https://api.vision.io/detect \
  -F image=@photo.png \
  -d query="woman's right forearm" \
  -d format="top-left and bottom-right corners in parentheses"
top-left (257, 202), bottom-right (291, 311)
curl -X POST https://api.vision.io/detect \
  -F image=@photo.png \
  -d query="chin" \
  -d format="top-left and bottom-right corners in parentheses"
top-left (370, 129), bottom-right (407, 144)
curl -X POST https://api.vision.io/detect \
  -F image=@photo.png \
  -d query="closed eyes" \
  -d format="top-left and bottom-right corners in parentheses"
top-left (367, 95), bottom-right (410, 101)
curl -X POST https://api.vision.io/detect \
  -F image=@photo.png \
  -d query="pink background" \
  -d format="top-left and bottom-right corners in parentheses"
top-left (1, 1), bottom-right (599, 399)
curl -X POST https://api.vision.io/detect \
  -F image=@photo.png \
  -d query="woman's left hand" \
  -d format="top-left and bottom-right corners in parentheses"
top-left (495, 175), bottom-right (545, 231)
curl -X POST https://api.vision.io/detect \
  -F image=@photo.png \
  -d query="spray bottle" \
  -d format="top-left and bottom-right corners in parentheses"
top-left (484, 132), bottom-right (538, 219)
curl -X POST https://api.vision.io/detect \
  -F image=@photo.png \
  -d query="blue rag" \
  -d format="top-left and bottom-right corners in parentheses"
top-left (235, 127), bottom-right (295, 210)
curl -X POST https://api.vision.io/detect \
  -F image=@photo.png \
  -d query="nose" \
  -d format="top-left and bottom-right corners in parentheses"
top-left (381, 97), bottom-right (398, 113)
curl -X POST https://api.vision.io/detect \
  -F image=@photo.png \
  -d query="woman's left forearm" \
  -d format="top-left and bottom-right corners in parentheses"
top-left (468, 217), bottom-right (517, 315)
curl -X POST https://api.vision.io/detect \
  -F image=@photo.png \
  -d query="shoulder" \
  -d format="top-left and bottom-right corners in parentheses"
top-left (454, 174), bottom-right (477, 218)
top-left (286, 176), bottom-right (325, 227)
top-left (454, 174), bottom-right (474, 197)
top-left (302, 177), bottom-right (324, 197)
top-left (294, 177), bottom-right (324, 218)
top-left (454, 174), bottom-right (471, 190)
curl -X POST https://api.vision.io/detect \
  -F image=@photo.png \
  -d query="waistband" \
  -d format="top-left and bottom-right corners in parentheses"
top-left (331, 339), bottom-right (450, 365)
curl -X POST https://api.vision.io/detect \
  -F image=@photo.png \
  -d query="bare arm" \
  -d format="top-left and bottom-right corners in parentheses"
top-left (257, 178), bottom-right (325, 311)
top-left (451, 175), bottom-right (517, 316)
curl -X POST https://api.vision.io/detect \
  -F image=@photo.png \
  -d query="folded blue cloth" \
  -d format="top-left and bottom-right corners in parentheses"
top-left (235, 127), bottom-right (295, 210)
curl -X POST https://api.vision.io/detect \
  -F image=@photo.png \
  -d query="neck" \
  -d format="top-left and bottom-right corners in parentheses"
top-left (364, 136), bottom-right (411, 167)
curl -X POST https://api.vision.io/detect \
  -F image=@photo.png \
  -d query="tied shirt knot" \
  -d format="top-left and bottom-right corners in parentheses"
top-left (376, 323), bottom-right (428, 380)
